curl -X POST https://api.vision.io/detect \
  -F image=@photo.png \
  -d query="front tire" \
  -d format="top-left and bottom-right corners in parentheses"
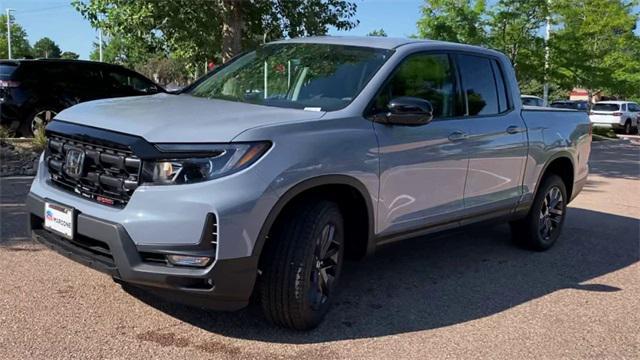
top-left (21, 108), bottom-right (58, 137)
top-left (259, 200), bottom-right (344, 330)
top-left (510, 175), bottom-right (567, 251)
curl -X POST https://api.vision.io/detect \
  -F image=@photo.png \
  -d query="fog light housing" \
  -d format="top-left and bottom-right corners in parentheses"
top-left (166, 255), bottom-right (212, 267)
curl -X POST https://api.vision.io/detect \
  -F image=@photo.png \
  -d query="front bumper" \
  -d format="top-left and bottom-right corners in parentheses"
top-left (27, 192), bottom-right (258, 311)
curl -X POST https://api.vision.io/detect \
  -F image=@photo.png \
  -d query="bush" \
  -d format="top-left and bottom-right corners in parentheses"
top-left (0, 125), bottom-right (14, 139)
top-left (31, 126), bottom-right (47, 152)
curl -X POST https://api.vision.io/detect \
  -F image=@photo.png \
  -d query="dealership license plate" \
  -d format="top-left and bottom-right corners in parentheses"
top-left (44, 202), bottom-right (74, 239)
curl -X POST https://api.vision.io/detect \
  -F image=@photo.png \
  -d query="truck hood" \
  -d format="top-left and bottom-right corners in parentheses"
top-left (55, 93), bottom-right (325, 143)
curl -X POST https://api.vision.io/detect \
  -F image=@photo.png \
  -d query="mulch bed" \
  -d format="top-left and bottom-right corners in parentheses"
top-left (0, 139), bottom-right (40, 177)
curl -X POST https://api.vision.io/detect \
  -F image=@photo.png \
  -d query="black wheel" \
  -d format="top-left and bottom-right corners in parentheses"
top-left (259, 200), bottom-right (344, 330)
top-left (623, 120), bottom-right (632, 135)
top-left (20, 108), bottom-right (57, 137)
top-left (510, 175), bottom-right (567, 251)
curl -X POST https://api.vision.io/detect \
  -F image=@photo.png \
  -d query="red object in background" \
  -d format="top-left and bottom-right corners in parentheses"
top-left (208, 61), bottom-right (216, 71)
top-left (274, 63), bottom-right (286, 74)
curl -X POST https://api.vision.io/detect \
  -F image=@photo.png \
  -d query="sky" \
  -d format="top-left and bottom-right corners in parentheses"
top-left (0, 0), bottom-right (424, 60)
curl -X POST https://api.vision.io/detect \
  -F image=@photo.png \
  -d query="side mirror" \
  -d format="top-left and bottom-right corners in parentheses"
top-left (374, 97), bottom-right (434, 126)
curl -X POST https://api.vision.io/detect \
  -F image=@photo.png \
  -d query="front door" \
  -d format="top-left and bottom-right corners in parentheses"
top-left (371, 53), bottom-right (469, 236)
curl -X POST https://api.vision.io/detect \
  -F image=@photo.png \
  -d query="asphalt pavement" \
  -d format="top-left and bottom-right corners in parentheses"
top-left (0, 140), bottom-right (638, 359)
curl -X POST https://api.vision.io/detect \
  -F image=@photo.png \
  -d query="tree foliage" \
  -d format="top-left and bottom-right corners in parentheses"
top-left (551, 0), bottom-right (640, 99)
top-left (367, 28), bottom-right (387, 37)
top-left (416, 0), bottom-right (640, 100)
top-left (417, 0), bottom-right (486, 45)
top-left (33, 37), bottom-right (62, 58)
top-left (0, 14), bottom-right (32, 59)
top-left (72, 0), bottom-right (359, 68)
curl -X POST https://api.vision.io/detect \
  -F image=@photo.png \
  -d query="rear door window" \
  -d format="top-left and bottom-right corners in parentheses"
top-left (456, 54), bottom-right (500, 116)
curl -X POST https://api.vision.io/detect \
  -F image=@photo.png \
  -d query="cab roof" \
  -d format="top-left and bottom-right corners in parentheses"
top-left (271, 35), bottom-right (446, 50)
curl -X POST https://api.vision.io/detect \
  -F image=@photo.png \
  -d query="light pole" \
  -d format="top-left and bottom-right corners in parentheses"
top-left (543, 2), bottom-right (551, 106)
top-left (98, 28), bottom-right (103, 62)
top-left (5, 8), bottom-right (14, 59)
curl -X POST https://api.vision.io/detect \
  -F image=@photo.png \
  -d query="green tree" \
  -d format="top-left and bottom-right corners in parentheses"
top-left (367, 28), bottom-right (387, 37)
top-left (60, 51), bottom-right (80, 60)
top-left (33, 37), bottom-right (62, 58)
top-left (551, 0), bottom-right (640, 99)
top-left (72, 0), bottom-right (359, 68)
top-left (487, 0), bottom-right (547, 83)
top-left (0, 14), bottom-right (32, 59)
top-left (416, 0), bottom-right (487, 45)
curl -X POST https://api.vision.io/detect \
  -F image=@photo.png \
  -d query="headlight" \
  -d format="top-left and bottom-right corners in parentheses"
top-left (142, 142), bottom-right (270, 185)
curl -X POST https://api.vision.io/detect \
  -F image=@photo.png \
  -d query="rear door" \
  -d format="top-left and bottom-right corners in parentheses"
top-left (371, 53), bottom-right (469, 235)
top-left (454, 54), bottom-right (528, 216)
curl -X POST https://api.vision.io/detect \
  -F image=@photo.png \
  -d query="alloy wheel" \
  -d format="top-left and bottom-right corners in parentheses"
top-left (309, 223), bottom-right (340, 310)
top-left (31, 110), bottom-right (57, 135)
top-left (539, 186), bottom-right (564, 241)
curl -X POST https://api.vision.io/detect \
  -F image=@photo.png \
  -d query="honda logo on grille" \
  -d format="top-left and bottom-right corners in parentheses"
top-left (64, 149), bottom-right (85, 179)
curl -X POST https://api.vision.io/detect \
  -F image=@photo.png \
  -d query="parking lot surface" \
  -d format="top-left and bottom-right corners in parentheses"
top-left (1, 140), bottom-right (638, 359)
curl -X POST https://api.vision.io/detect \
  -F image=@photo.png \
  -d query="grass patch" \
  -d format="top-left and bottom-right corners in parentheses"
top-left (592, 126), bottom-right (617, 140)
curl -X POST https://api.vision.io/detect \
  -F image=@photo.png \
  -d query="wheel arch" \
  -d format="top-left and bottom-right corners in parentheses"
top-left (535, 152), bottom-right (575, 201)
top-left (252, 175), bottom-right (375, 262)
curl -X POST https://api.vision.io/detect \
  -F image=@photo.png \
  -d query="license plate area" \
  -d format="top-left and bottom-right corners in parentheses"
top-left (44, 201), bottom-right (75, 239)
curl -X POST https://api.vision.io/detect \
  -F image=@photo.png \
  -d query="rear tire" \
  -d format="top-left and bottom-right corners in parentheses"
top-left (510, 175), bottom-right (567, 251)
top-left (623, 120), bottom-right (632, 135)
top-left (259, 200), bottom-right (344, 330)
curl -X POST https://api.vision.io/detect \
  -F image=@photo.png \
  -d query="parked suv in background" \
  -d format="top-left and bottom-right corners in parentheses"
top-left (28, 37), bottom-right (591, 330)
top-left (0, 59), bottom-right (163, 136)
top-left (589, 101), bottom-right (639, 134)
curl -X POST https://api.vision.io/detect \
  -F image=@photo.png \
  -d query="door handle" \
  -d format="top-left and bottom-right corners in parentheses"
top-left (448, 131), bottom-right (468, 142)
top-left (506, 125), bottom-right (526, 134)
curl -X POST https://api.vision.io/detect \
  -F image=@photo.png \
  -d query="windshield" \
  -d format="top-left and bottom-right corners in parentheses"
top-left (188, 43), bottom-right (393, 111)
top-left (593, 103), bottom-right (620, 112)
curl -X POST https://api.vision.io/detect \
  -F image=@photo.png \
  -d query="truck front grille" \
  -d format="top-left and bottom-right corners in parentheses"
top-left (45, 134), bottom-right (142, 207)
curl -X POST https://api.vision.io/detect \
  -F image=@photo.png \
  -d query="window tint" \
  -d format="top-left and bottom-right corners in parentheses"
top-left (491, 60), bottom-right (509, 112)
top-left (373, 53), bottom-right (459, 118)
top-left (593, 103), bottom-right (620, 111)
top-left (630, 103), bottom-right (639, 112)
top-left (457, 54), bottom-right (499, 116)
top-left (104, 69), bottom-right (156, 93)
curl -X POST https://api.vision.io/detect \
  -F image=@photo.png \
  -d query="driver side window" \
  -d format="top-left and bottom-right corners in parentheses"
top-left (373, 53), bottom-right (461, 119)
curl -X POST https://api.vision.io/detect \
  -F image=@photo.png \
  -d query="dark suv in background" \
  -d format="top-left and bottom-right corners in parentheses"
top-left (0, 59), bottom-right (163, 136)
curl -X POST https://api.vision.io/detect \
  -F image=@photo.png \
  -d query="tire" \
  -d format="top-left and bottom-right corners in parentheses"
top-left (510, 174), bottom-right (567, 251)
top-left (623, 120), bottom-right (632, 135)
top-left (259, 200), bottom-right (344, 330)
top-left (20, 107), bottom-right (58, 137)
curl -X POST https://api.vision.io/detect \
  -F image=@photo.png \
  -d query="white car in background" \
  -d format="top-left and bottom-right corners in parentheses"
top-left (521, 95), bottom-right (544, 107)
top-left (589, 101), bottom-right (640, 134)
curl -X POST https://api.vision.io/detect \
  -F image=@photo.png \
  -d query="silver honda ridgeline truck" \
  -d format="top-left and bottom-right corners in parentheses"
top-left (28, 37), bottom-right (591, 330)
